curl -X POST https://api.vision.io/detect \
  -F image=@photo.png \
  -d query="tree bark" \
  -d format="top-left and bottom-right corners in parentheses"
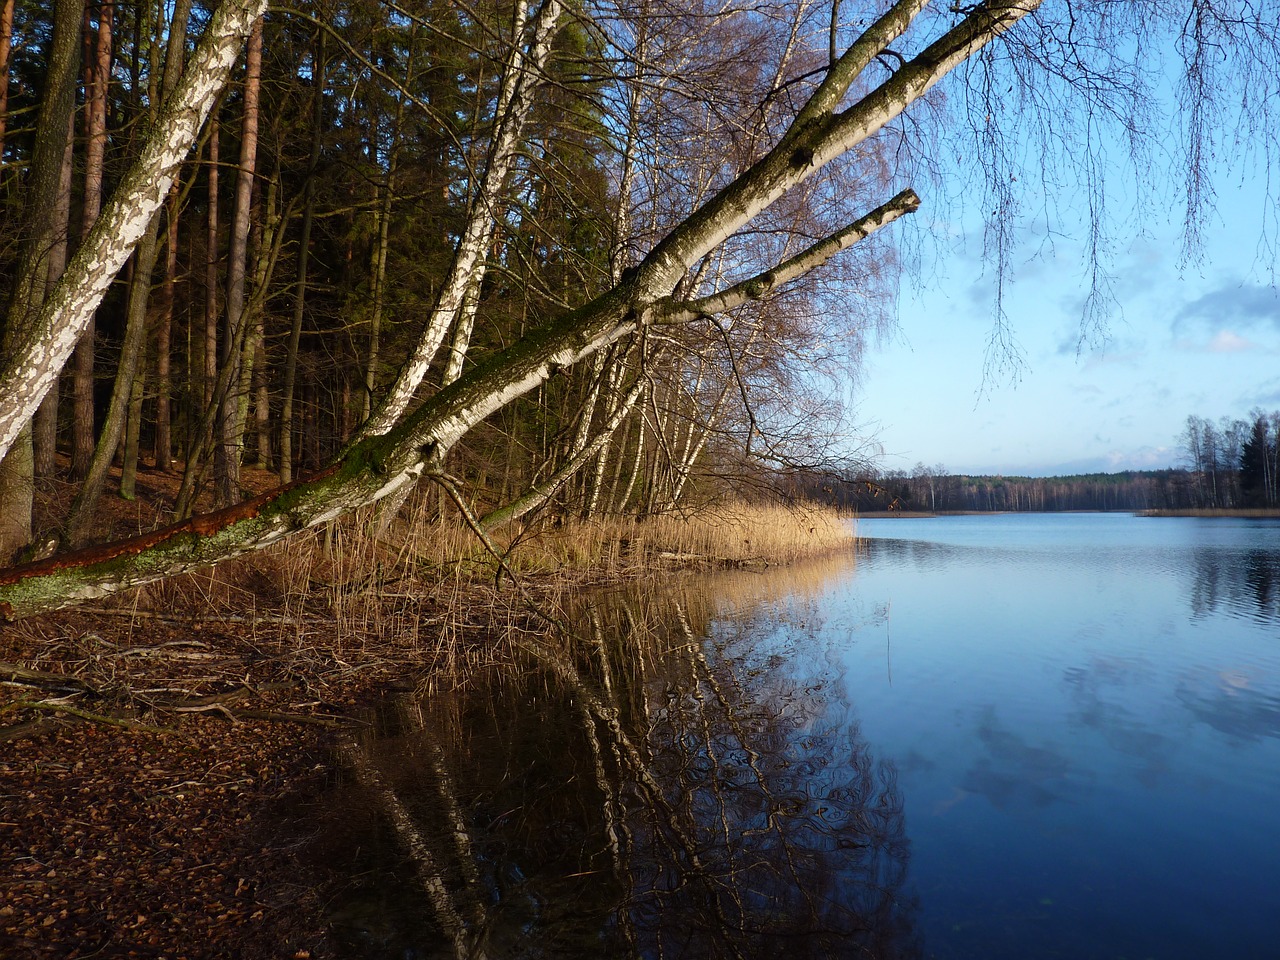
top-left (70, 0), bottom-right (114, 479)
top-left (152, 0), bottom-right (192, 475)
top-left (0, 430), bottom-right (33, 563)
top-left (204, 118), bottom-right (220, 413)
top-left (34, 115), bottom-right (77, 479)
top-left (213, 15), bottom-right (262, 506)
top-left (154, 185), bottom-right (178, 472)
top-left (0, 0), bottom-right (14, 163)
top-left (0, 0), bottom-right (81, 560)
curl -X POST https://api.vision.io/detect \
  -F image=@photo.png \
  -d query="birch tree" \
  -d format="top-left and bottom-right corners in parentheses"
top-left (0, 0), bottom-right (270, 467)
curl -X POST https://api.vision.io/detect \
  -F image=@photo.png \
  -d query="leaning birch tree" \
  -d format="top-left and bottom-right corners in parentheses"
top-left (0, 0), bottom-right (269, 465)
top-left (4, 0), bottom-right (1280, 617)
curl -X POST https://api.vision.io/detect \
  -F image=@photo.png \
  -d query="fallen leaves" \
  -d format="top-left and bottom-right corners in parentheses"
top-left (0, 616), bottom-right (351, 959)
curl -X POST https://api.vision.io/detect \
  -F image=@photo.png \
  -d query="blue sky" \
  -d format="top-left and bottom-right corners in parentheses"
top-left (854, 172), bottom-right (1280, 478)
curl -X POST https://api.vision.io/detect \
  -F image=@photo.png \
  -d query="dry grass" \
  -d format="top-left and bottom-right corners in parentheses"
top-left (20, 492), bottom-right (855, 695)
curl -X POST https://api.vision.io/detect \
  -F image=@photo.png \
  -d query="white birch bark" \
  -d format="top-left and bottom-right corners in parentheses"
top-left (360, 0), bottom-right (564, 436)
top-left (0, 0), bottom-right (270, 466)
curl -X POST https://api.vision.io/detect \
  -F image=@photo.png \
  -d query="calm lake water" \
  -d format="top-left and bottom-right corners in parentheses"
top-left (318, 513), bottom-right (1280, 959)
top-left (849, 513), bottom-right (1280, 959)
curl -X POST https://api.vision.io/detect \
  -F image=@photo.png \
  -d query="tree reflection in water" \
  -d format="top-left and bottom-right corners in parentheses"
top-left (335, 567), bottom-right (919, 959)
top-left (1188, 545), bottom-right (1280, 624)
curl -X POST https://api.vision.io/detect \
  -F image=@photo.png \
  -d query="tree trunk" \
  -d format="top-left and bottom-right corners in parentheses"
top-left (0, 430), bottom-right (32, 563)
top-left (0, 0), bottom-right (81, 559)
top-left (151, 0), bottom-right (197, 476)
top-left (71, 0), bottom-right (114, 480)
top-left (280, 33), bottom-right (324, 483)
top-left (0, 0), bottom-right (14, 163)
top-left (119, 359), bottom-right (144, 499)
top-left (204, 119), bottom-right (220, 412)
top-left (154, 184), bottom-right (178, 471)
top-left (34, 114), bottom-right (77, 479)
top-left (214, 15), bottom-right (262, 506)
top-left (175, 113), bottom-right (220, 517)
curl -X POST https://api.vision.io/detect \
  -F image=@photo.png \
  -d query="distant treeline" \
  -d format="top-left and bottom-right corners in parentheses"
top-left (1179, 412), bottom-right (1280, 509)
top-left (786, 409), bottom-right (1280, 514)
top-left (820, 469), bottom-right (1202, 514)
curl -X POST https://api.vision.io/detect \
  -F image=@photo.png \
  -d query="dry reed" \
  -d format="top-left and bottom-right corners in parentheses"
top-left (32, 496), bottom-right (854, 695)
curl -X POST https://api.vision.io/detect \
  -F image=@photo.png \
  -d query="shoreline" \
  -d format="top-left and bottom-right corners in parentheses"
top-left (857, 508), bottom-right (1280, 518)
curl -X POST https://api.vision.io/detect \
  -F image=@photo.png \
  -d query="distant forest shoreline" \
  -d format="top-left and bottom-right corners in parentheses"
top-left (815, 412), bottom-right (1280, 515)
top-left (856, 506), bottom-right (1280, 517)
top-left (825, 468), bottom-right (1272, 515)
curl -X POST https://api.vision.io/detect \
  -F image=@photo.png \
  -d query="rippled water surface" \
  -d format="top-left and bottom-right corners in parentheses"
top-left (317, 513), bottom-right (1280, 959)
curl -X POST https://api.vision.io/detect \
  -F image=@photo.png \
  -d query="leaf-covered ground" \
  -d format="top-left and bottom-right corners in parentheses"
top-left (0, 611), bottom-right (393, 959)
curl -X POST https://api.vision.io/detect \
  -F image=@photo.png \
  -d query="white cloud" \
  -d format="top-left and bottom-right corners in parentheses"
top-left (1173, 329), bottom-right (1264, 353)
top-left (1206, 330), bottom-right (1259, 353)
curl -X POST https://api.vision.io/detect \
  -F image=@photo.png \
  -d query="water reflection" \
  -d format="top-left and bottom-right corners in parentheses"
top-left (1062, 658), bottom-right (1174, 788)
top-left (959, 706), bottom-right (1081, 810)
top-left (1188, 546), bottom-right (1280, 624)
top-left (322, 563), bottom-right (920, 959)
top-left (1176, 672), bottom-right (1280, 741)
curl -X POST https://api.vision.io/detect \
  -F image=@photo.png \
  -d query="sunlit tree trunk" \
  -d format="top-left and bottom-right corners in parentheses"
top-left (214, 15), bottom-right (262, 506)
top-left (0, 0), bottom-right (81, 560)
top-left (70, 0), bottom-right (114, 480)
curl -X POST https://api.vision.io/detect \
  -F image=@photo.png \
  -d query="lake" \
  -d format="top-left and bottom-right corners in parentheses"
top-left (317, 513), bottom-right (1280, 959)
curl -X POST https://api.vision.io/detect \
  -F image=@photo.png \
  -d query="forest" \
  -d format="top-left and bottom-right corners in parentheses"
top-left (0, 0), bottom-right (924, 619)
top-left (2, 0), bottom-right (1279, 619)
